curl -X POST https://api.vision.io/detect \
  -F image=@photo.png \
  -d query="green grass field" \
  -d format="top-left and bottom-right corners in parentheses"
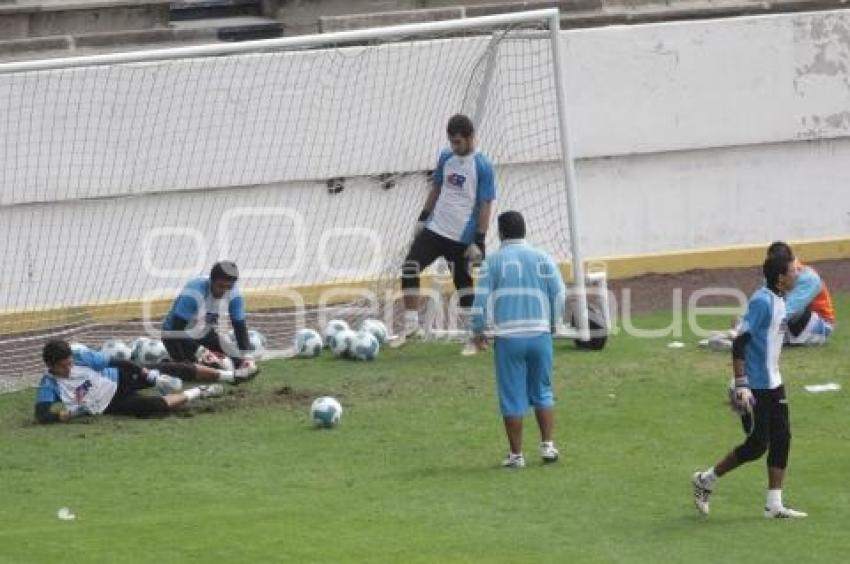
top-left (1, 297), bottom-right (848, 563)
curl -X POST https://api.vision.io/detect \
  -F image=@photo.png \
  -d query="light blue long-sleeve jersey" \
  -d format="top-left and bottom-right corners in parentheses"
top-left (784, 266), bottom-right (822, 321)
top-left (471, 240), bottom-right (566, 336)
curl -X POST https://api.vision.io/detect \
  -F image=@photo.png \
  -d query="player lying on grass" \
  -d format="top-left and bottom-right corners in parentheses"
top-left (400, 114), bottom-right (495, 348)
top-left (706, 241), bottom-right (834, 350)
top-left (692, 253), bottom-right (807, 519)
top-left (470, 211), bottom-right (566, 468)
top-left (161, 261), bottom-right (258, 381)
top-left (34, 340), bottom-right (223, 424)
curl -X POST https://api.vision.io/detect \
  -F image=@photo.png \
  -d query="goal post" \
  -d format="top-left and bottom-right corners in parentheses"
top-left (0, 8), bottom-right (589, 391)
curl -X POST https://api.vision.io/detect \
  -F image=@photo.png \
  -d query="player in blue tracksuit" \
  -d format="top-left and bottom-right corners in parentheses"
top-left (692, 253), bottom-right (807, 519)
top-left (161, 261), bottom-right (257, 379)
top-left (470, 211), bottom-right (565, 468)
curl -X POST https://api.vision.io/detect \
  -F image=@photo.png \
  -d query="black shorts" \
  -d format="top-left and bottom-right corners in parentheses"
top-left (162, 329), bottom-right (225, 364)
top-left (401, 228), bottom-right (474, 307)
top-left (735, 385), bottom-right (791, 468)
top-left (104, 366), bottom-right (168, 417)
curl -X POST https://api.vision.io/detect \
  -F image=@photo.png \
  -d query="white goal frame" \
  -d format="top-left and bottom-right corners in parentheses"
top-left (0, 8), bottom-right (590, 340)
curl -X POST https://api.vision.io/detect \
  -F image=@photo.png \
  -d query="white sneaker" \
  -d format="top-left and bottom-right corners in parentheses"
top-left (692, 471), bottom-right (713, 515)
top-left (199, 384), bottom-right (224, 399)
top-left (708, 334), bottom-right (733, 351)
top-left (234, 359), bottom-right (259, 382)
top-left (461, 339), bottom-right (478, 356)
top-left (764, 506), bottom-right (807, 519)
top-left (501, 453), bottom-right (526, 469)
top-left (540, 442), bottom-right (559, 464)
top-left (155, 374), bottom-right (183, 395)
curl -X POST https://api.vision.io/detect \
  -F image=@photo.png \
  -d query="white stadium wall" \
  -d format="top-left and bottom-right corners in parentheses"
top-left (2, 9), bottom-right (850, 310)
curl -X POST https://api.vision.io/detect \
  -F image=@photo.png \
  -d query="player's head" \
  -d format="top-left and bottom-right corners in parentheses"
top-left (763, 253), bottom-right (797, 294)
top-left (446, 114), bottom-right (475, 156)
top-left (43, 339), bottom-right (73, 378)
top-left (766, 241), bottom-right (793, 261)
top-left (498, 210), bottom-right (526, 241)
top-left (210, 261), bottom-right (239, 298)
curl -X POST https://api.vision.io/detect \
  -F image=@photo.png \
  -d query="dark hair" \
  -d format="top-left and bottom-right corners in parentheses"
top-left (446, 114), bottom-right (474, 138)
top-left (763, 253), bottom-right (792, 288)
top-left (766, 241), bottom-right (793, 260)
top-left (43, 339), bottom-right (72, 367)
top-left (498, 210), bottom-right (526, 240)
top-left (210, 261), bottom-right (239, 283)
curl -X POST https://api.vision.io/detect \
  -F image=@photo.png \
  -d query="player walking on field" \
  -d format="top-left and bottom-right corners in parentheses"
top-left (400, 114), bottom-right (495, 345)
top-left (692, 253), bottom-right (807, 518)
top-left (470, 211), bottom-right (565, 468)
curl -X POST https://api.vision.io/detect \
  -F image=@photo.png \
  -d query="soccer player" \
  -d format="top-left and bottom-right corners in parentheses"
top-left (34, 340), bottom-right (223, 424)
top-left (161, 261), bottom-right (258, 380)
top-left (767, 241), bottom-right (834, 346)
top-left (470, 211), bottom-right (565, 468)
top-left (400, 114), bottom-right (495, 341)
top-left (692, 253), bottom-right (807, 519)
top-left (704, 241), bottom-right (835, 350)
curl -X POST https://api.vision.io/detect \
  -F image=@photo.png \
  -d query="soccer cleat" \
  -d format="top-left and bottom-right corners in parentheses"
top-left (199, 384), bottom-right (225, 399)
top-left (764, 506), bottom-right (808, 519)
top-left (501, 453), bottom-right (526, 469)
top-left (540, 442), bottom-right (559, 464)
top-left (155, 374), bottom-right (183, 396)
top-left (692, 472), bottom-right (713, 515)
top-left (234, 359), bottom-right (259, 382)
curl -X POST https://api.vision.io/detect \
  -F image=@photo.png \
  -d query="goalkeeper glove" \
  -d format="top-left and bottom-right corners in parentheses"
top-left (729, 380), bottom-right (755, 415)
top-left (464, 232), bottom-right (486, 265)
top-left (414, 209), bottom-right (431, 237)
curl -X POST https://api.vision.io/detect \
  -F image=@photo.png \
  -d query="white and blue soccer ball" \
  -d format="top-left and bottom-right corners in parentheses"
top-left (294, 328), bottom-right (323, 358)
top-left (310, 396), bottom-right (342, 428)
top-left (227, 329), bottom-right (268, 359)
top-left (328, 329), bottom-right (356, 358)
top-left (135, 338), bottom-right (170, 365)
top-left (101, 339), bottom-right (132, 361)
top-left (350, 331), bottom-right (379, 361)
top-left (322, 319), bottom-right (349, 347)
top-left (359, 319), bottom-right (388, 345)
top-left (130, 337), bottom-right (152, 362)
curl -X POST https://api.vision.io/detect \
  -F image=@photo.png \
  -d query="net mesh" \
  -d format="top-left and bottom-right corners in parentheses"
top-left (0, 18), bottom-right (576, 392)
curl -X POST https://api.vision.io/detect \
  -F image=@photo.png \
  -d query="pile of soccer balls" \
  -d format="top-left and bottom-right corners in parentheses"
top-left (293, 318), bottom-right (387, 362)
top-left (76, 329), bottom-right (269, 365)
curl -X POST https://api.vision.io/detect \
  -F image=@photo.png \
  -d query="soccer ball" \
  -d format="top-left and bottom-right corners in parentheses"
top-left (359, 319), bottom-right (388, 344)
top-left (135, 339), bottom-right (169, 365)
top-left (322, 319), bottom-right (349, 347)
top-left (294, 328), bottom-right (323, 358)
top-left (227, 329), bottom-right (268, 359)
top-left (101, 339), bottom-right (132, 361)
top-left (350, 331), bottom-right (379, 361)
top-left (328, 329), bottom-right (356, 358)
top-left (310, 396), bottom-right (342, 428)
top-left (130, 337), bottom-right (152, 362)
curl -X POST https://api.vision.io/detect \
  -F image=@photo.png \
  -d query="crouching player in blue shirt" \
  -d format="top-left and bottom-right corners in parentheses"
top-left (470, 211), bottom-right (566, 468)
top-left (161, 261), bottom-right (258, 382)
top-left (35, 340), bottom-right (224, 423)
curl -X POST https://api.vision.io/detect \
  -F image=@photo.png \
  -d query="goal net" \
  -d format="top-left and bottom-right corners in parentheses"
top-left (0, 9), bottom-right (586, 392)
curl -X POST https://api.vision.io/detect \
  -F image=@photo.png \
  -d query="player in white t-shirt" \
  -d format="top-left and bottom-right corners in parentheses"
top-left (400, 114), bottom-right (496, 339)
top-left (34, 340), bottom-right (223, 423)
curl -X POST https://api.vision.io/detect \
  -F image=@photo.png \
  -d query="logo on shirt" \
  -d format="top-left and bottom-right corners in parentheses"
top-left (447, 173), bottom-right (467, 189)
top-left (74, 380), bottom-right (93, 403)
top-left (205, 311), bottom-right (220, 326)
